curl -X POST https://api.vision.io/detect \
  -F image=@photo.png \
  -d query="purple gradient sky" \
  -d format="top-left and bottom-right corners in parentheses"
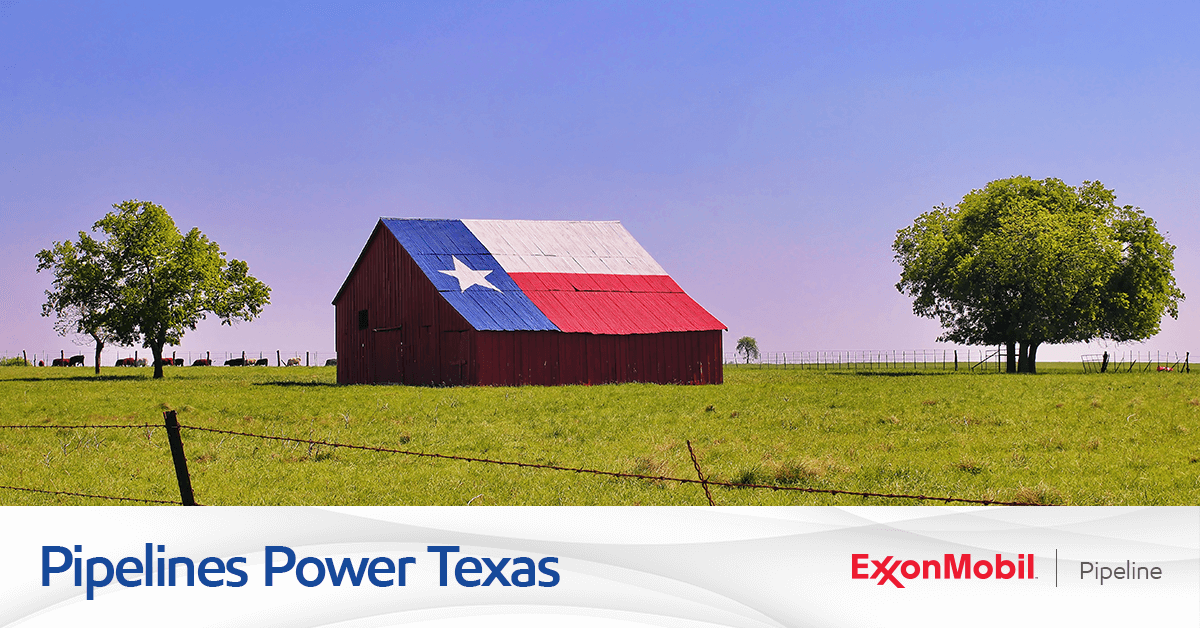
top-left (3, 2), bottom-right (1197, 364)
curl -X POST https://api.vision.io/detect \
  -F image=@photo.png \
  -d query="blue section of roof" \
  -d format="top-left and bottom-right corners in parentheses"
top-left (381, 219), bottom-right (558, 331)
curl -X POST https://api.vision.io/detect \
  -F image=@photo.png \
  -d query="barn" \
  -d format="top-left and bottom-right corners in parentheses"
top-left (332, 218), bottom-right (725, 386)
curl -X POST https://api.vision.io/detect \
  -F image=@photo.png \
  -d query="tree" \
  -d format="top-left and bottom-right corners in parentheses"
top-left (736, 336), bottom-right (759, 364)
top-left (37, 200), bottom-right (271, 379)
top-left (893, 177), bottom-right (1183, 373)
top-left (36, 237), bottom-right (118, 375)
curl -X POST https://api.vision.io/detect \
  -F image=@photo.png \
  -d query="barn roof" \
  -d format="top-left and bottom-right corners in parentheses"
top-left (339, 218), bottom-right (725, 334)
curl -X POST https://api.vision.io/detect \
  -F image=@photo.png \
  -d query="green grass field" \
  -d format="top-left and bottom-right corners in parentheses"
top-left (1, 364), bottom-right (1197, 506)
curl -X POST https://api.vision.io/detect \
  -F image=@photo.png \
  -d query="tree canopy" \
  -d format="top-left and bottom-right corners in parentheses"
top-left (36, 235), bottom-right (116, 374)
top-left (736, 336), bottom-right (759, 364)
top-left (37, 200), bottom-right (271, 378)
top-left (893, 177), bottom-right (1183, 373)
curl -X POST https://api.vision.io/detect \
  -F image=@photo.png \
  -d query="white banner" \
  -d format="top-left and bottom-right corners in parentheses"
top-left (2, 507), bottom-right (1196, 627)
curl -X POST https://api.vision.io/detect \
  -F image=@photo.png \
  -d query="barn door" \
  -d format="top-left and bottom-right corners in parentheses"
top-left (371, 326), bottom-right (403, 384)
top-left (441, 330), bottom-right (468, 386)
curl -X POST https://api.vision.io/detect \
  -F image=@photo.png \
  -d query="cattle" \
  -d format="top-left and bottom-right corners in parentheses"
top-left (154, 358), bottom-right (185, 367)
top-left (69, 355), bottom-right (84, 366)
top-left (52, 358), bottom-right (68, 367)
top-left (224, 358), bottom-right (246, 366)
top-left (114, 357), bottom-right (137, 367)
top-left (286, 357), bottom-right (302, 366)
top-left (191, 359), bottom-right (212, 366)
top-left (254, 358), bottom-right (269, 366)
top-left (136, 358), bottom-right (147, 367)
top-left (324, 358), bottom-right (338, 366)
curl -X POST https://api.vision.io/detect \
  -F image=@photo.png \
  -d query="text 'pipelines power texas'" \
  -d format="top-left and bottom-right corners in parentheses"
top-left (43, 544), bottom-right (560, 600)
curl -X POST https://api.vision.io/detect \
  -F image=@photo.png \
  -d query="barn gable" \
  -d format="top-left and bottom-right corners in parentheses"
top-left (333, 218), bottom-right (725, 386)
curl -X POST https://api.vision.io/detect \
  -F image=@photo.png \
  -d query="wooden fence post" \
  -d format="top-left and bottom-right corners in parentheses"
top-left (163, 411), bottom-right (197, 506)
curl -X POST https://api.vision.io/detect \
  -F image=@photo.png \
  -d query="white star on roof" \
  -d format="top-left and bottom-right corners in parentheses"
top-left (439, 256), bottom-right (501, 292)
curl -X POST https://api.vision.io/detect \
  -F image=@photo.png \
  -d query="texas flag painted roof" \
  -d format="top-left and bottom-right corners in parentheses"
top-left (380, 218), bottom-right (725, 334)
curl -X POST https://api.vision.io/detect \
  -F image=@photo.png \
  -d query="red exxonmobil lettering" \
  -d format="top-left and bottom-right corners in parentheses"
top-left (852, 554), bottom-right (1035, 589)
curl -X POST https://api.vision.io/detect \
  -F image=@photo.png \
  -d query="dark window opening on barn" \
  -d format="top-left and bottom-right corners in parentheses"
top-left (358, 309), bottom-right (369, 330)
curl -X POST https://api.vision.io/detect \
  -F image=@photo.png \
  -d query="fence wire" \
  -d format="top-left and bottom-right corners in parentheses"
top-left (1, 420), bottom-right (1046, 506)
top-left (0, 484), bottom-right (181, 505)
top-left (177, 423), bottom-right (1040, 506)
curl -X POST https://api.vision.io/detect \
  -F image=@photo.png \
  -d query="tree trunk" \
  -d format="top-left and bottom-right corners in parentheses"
top-left (1017, 342), bottom-right (1030, 373)
top-left (93, 338), bottom-right (104, 376)
top-left (1026, 342), bottom-right (1039, 374)
top-left (1005, 341), bottom-right (1017, 373)
top-left (151, 335), bottom-right (166, 379)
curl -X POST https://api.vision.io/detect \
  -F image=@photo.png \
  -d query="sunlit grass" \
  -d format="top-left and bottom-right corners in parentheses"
top-left (1, 364), bottom-right (1197, 505)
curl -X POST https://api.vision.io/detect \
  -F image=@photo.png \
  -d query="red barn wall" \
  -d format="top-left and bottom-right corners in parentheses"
top-left (335, 225), bottom-right (474, 386)
top-left (475, 329), bottom-right (723, 386)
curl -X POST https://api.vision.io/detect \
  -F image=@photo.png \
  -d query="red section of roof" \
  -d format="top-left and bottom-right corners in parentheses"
top-left (510, 272), bottom-right (725, 334)
top-left (511, 273), bottom-right (682, 293)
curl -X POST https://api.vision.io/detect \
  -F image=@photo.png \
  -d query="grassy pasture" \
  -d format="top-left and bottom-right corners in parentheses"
top-left (1, 364), bottom-right (1197, 506)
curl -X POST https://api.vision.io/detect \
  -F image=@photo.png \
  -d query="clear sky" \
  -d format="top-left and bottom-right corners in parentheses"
top-left (3, 1), bottom-right (1197, 364)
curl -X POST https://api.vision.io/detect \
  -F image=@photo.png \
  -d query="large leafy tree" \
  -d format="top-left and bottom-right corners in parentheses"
top-left (893, 177), bottom-right (1182, 373)
top-left (37, 200), bottom-right (271, 379)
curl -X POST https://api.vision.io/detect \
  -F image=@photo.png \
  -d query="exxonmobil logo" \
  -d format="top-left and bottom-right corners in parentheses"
top-left (852, 553), bottom-right (1035, 589)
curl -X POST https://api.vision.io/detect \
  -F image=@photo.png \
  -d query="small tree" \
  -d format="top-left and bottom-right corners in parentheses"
top-left (37, 200), bottom-right (271, 379)
top-left (36, 237), bottom-right (117, 375)
top-left (736, 336), bottom-right (759, 364)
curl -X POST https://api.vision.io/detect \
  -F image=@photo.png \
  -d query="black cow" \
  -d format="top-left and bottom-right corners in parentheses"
top-left (324, 358), bottom-right (338, 366)
top-left (115, 357), bottom-right (137, 367)
top-left (254, 358), bottom-right (269, 366)
top-left (224, 358), bottom-right (246, 366)
top-left (52, 358), bottom-right (68, 367)
top-left (69, 355), bottom-right (84, 366)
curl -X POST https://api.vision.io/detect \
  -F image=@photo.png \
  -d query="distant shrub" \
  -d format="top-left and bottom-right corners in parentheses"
top-left (0, 357), bottom-right (29, 366)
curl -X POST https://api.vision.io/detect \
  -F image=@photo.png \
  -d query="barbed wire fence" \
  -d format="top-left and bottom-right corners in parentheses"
top-left (723, 348), bottom-right (1006, 372)
top-left (0, 412), bottom-right (1044, 507)
top-left (724, 348), bottom-right (1193, 373)
top-left (0, 350), bottom-right (338, 367)
top-left (1080, 351), bottom-right (1189, 374)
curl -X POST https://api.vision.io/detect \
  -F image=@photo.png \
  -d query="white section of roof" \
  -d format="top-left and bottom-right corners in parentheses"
top-left (462, 220), bottom-right (667, 275)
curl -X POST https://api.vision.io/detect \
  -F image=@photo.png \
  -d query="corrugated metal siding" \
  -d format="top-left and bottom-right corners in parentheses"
top-left (474, 330), bottom-right (722, 386)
